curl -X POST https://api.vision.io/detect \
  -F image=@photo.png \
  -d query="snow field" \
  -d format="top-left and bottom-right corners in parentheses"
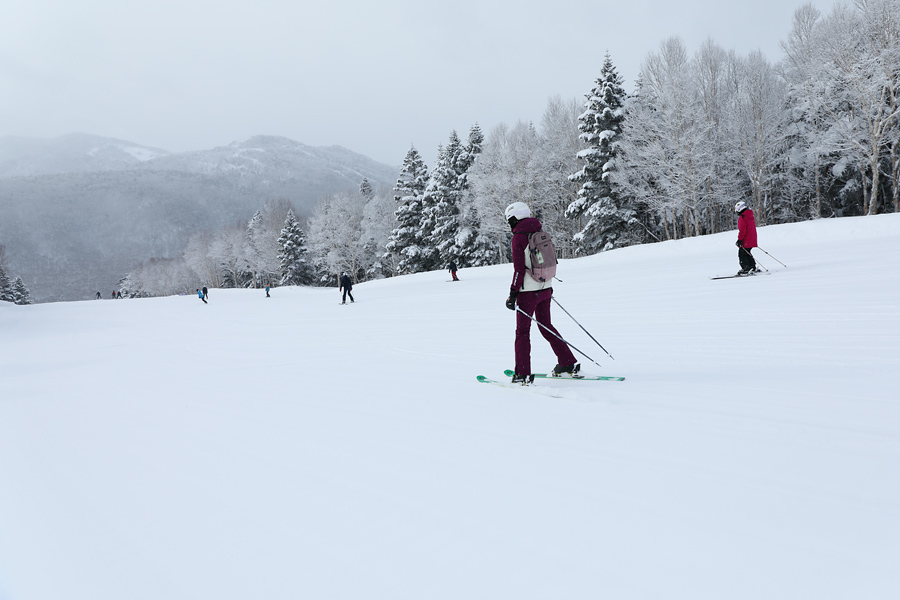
top-left (1, 214), bottom-right (898, 600)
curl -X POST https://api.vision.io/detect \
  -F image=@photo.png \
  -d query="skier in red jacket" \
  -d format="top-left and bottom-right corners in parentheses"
top-left (735, 201), bottom-right (758, 275)
top-left (505, 202), bottom-right (578, 384)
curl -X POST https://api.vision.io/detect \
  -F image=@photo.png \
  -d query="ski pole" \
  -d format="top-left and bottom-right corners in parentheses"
top-left (756, 246), bottom-right (787, 268)
top-left (551, 297), bottom-right (615, 360)
top-left (515, 306), bottom-right (603, 368)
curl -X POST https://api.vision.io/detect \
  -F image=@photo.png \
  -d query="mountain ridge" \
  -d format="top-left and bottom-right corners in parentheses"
top-left (0, 133), bottom-right (400, 302)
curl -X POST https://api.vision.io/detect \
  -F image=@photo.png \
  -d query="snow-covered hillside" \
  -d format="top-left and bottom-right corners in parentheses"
top-left (1, 215), bottom-right (898, 600)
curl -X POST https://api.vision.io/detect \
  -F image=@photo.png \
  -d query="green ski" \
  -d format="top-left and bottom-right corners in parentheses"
top-left (503, 369), bottom-right (624, 382)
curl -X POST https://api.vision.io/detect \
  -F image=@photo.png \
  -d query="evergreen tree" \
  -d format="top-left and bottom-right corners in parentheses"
top-left (12, 276), bottom-right (32, 305)
top-left (424, 133), bottom-right (464, 268)
top-left (449, 124), bottom-right (495, 266)
top-left (459, 123), bottom-right (484, 176)
top-left (567, 53), bottom-right (634, 253)
top-left (277, 209), bottom-right (312, 285)
top-left (0, 263), bottom-right (13, 303)
top-left (426, 128), bottom-right (490, 268)
top-left (386, 147), bottom-right (430, 274)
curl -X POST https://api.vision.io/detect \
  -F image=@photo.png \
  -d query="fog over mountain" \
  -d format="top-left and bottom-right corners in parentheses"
top-left (0, 134), bottom-right (398, 302)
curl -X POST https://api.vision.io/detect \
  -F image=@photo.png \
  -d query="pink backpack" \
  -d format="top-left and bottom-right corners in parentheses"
top-left (527, 231), bottom-right (557, 283)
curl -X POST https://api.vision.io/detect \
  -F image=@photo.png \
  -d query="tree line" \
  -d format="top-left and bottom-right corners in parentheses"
top-left (116, 0), bottom-right (898, 297)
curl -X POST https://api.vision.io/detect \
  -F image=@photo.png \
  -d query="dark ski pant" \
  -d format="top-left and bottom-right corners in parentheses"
top-left (739, 247), bottom-right (756, 272)
top-left (342, 289), bottom-right (354, 303)
top-left (514, 288), bottom-right (576, 377)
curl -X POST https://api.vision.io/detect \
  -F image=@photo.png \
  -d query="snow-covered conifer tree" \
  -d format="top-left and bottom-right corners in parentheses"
top-left (425, 132), bottom-right (465, 268)
top-left (278, 209), bottom-right (312, 285)
top-left (0, 259), bottom-right (13, 303)
top-left (567, 53), bottom-right (634, 253)
top-left (12, 276), bottom-right (32, 305)
top-left (386, 147), bottom-right (430, 275)
top-left (446, 125), bottom-right (493, 266)
top-left (426, 128), bottom-right (488, 268)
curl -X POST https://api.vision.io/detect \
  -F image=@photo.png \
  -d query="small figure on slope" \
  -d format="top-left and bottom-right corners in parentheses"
top-left (339, 272), bottom-right (354, 304)
top-left (265, 284), bottom-right (271, 298)
top-left (197, 289), bottom-right (207, 304)
top-left (449, 261), bottom-right (459, 281)
top-left (735, 201), bottom-right (759, 275)
top-left (504, 202), bottom-right (578, 384)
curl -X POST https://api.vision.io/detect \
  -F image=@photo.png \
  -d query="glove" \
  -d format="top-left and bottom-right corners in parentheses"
top-left (735, 240), bottom-right (743, 248)
top-left (505, 292), bottom-right (518, 311)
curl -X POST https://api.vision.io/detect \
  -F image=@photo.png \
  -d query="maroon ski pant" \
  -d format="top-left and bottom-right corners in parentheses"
top-left (514, 288), bottom-right (576, 376)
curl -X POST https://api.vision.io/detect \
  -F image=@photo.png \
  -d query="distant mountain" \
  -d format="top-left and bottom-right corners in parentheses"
top-left (0, 134), bottom-right (399, 302)
top-left (0, 133), bottom-right (170, 177)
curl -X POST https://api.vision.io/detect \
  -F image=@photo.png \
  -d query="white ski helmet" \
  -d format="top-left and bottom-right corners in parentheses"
top-left (734, 201), bottom-right (748, 213)
top-left (504, 202), bottom-right (531, 222)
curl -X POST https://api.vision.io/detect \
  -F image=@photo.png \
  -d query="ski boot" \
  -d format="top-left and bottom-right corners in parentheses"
top-left (552, 363), bottom-right (581, 377)
top-left (511, 373), bottom-right (535, 385)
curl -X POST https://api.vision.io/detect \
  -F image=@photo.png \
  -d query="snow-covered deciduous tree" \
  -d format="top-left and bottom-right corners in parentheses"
top-left (212, 225), bottom-right (252, 289)
top-left (359, 178), bottom-right (374, 201)
top-left (468, 121), bottom-right (544, 263)
top-left (119, 257), bottom-right (197, 298)
top-left (183, 231), bottom-right (222, 289)
top-left (246, 209), bottom-right (282, 288)
top-left (732, 50), bottom-right (787, 224)
top-left (781, 3), bottom-right (833, 218)
top-left (819, 0), bottom-right (900, 215)
top-left (538, 95), bottom-right (586, 258)
top-left (359, 187), bottom-right (395, 279)
top-left (616, 38), bottom-right (710, 240)
top-left (782, 0), bottom-right (900, 217)
top-left (306, 190), bottom-right (367, 284)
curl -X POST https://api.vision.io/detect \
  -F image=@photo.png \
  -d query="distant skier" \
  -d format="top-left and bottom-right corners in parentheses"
top-left (735, 201), bottom-right (758, 275)
top-left (449, 261), bottom-right (459, 281)
top-left (197, 289), bottom-right (207, 304)
top-left (202, 286), bottom-right (208, 300)
top-left (95, 291), bottom-right (101, 300)
top-left (504, 202), bottom-right (578, 384)
top-left (265, 284), bottom-right (270, 298)
top-left (339, 272), bottom-right (354, 304)
top-left (111, 291), bottom-right (116, 299)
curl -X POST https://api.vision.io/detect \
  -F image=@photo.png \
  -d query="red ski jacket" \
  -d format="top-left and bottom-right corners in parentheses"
top-left (738, 209), bottom-right (758, 248)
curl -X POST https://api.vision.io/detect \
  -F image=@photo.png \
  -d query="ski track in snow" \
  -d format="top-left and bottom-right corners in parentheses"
top-left (1, 215), bottom-right (898, 600)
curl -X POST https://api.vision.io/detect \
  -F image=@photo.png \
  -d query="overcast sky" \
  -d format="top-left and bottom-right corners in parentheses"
top-left (1, 0), bottom-right (838, 168)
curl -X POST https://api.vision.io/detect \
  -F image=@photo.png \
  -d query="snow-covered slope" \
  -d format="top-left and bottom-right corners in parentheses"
top-left (1, 215), bottom-right (898, 600)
